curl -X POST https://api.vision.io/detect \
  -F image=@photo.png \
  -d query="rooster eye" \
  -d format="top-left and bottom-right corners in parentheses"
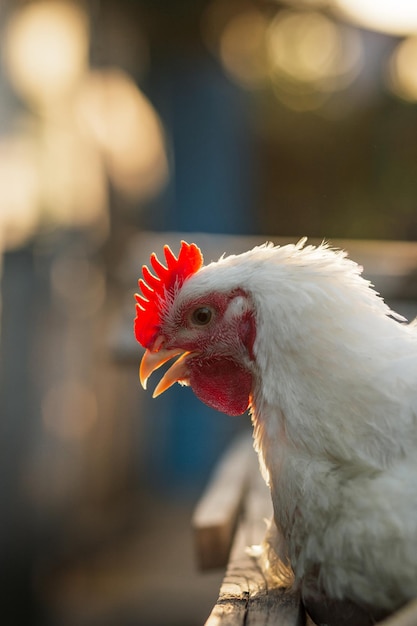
top-left (191, 306), bottom-right (213, 326)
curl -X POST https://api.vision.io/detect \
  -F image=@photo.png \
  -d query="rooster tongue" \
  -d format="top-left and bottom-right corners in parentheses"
top-left (139, 347), bottom-right (192, 397)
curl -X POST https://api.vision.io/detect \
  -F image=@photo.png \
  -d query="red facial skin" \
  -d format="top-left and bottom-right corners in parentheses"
top-left (161, 291), bottom-right (256, 416)
top-left (187, 355), bottom-right (253, 415)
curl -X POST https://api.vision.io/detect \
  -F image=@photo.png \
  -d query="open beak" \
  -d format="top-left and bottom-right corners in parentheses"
top-left (139, 347), bottom-right (192, 398)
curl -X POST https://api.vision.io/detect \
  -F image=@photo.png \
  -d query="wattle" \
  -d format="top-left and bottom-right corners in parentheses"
top-left (189, 356), bottom-right (252, 416)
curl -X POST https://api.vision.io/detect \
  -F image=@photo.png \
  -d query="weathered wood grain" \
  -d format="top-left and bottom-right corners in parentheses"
top-left (204, 450), bottom-right (305, 626)
top-left (193, 432), bottom-right (256, 570)
top-left (378, 600), bottom-right (417, 626)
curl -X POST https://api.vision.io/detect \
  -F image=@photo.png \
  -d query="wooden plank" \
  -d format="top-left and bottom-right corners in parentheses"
top-left (205, 461), bottom-right (305, 626)
top-left (378, 600), bottom-right (417, 626)
top-left (192, 431), bottom-right (256, 570)
top-left (204, 458), bottom-right (415, 626)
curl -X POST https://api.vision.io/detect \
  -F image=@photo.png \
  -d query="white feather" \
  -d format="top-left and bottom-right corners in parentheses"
top-left (181, 240), bottom-right (417, 611)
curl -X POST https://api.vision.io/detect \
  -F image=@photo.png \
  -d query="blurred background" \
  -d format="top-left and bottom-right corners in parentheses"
top-left (1, 0), bottom-right (417, 624)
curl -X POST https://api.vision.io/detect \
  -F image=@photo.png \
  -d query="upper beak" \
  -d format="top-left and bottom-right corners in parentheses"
top-left (139, 347), bottom-right (192, 398)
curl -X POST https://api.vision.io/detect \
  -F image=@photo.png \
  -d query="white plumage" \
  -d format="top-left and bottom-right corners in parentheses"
top-left (137, 239), bottom-right (417, 625)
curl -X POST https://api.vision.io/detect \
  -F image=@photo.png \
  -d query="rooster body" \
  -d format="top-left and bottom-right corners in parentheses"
top-left (135, 240), bottom-right (417, 624)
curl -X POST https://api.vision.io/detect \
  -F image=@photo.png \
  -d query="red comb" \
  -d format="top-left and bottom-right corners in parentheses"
top-left (134, 241), bottom-right (204, 348)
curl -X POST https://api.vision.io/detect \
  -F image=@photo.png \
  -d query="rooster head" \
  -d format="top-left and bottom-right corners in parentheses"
top-left (134, 241), bottom-right (256, 416)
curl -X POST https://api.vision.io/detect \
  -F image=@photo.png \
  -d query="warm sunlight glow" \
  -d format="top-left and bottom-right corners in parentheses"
top-left (334, 0), bottom-right (417, 35)
top-left (3, 1), bottom-right (88, 107)
top-left (268, 11), bottom-right (340, 83)
top-left (218, 9), bottom-right (269, 89)
top-left (267, 10), bottom-right (362, 110)
top-left (0, 137), bottom-right (40, 249)
top-left (40, 121), bottom-right (108, 231)
top-left (77, 69), bottom-right (169, 200)
top-left (387, 37), bottom-right (417, 102)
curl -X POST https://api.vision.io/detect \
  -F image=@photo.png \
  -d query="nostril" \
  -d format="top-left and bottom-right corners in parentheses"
top-left (152, 335), bottom-right (166, 352)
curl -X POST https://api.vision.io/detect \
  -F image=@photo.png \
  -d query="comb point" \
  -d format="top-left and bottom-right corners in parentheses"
top-left (134, 241), bottom-right (204, 348)
top-left (142, 265), bottom-right (161, 289)
top-left (151, 253), bottom-right (169, 279)
top-left (164, 245), bottom-right (177, 268)
top-left (139, 278), bottom-right (154, 300)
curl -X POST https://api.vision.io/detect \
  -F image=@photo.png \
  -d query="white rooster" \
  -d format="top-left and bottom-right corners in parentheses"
top-left (134, 239), bottom-right (417, 626)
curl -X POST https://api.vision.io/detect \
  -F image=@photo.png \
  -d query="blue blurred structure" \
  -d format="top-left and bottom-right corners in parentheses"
top-left (138, 55), bottom-right (256, 494)
top-left (0, 247), bottom-right (48, 624)
top-left (142, 56), bottom-right (256, 235)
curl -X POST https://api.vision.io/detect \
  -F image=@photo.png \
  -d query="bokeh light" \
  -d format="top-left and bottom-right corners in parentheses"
top-left (266, 10), bottom-right (362, 110)
top-left (3, 1), bottom-right (88, 108)
top-left (39, 118), bottom-right (109, 232)
top-left (387, 37), bottom-right (417, 102)
top-left (218, 8), bottom-right (269, 89)
top-left (0, 2), bottom-right (169, 248)
top-left (334, 0), bottom-right (417, 36)
top-left (0, 136), bottom-right (41, 249)
top-left (76, 69), bottom-right (169, 201)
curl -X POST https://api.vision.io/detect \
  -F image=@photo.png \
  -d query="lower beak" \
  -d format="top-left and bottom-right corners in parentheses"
top-left (139, 347), bottom-right (191, 398)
